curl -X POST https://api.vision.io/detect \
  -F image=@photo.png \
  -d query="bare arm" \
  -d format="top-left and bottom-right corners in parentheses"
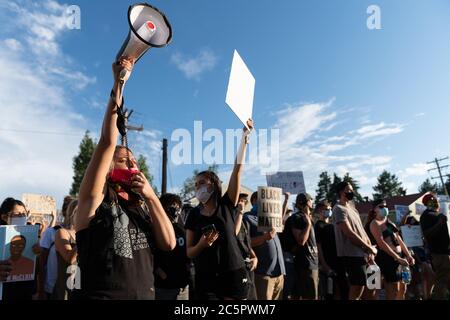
top-left (251, 230), bottom-right (275, 248)
top-left (76, 59), bottom-right (133, 232)
top-left (55, 230), bottom-right (77, 265)
top-left (292, 216), bottom-right (312, 247)
top-left (144, 195), bottom-right (176, 251)
top-left (370, 222), bottom-right (402, 261)
top-left (186, 229), bottom-right (218, 259)
top-left (395, 232), bottom-right (414, 261)
top-left (234, 202), bottom-right (245, 236)
top-left (282, 192), bottom-right (290, 223)
top-left (227, 120), bottom-right (253, 206)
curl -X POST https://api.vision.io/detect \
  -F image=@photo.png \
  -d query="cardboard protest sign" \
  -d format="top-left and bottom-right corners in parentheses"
top-left (394, 205), bottom-right (410, 225)
top-left (0, 225), bottom-right (39, 283)
top-left (266, 171), bottom-right (306, 195)
top-left (257, 186), bottom-right (283, 233)
top-left (225, 50), bottom-right (255, 130)
top-left (22, 194), bottom-right (57, 227)
top-left (400, 225), bottom-right (424, 248)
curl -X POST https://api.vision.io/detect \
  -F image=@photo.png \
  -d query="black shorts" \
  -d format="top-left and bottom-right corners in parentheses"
top-left (292, 269), bottom-right (319, 299)
top-left (342, 257), bottom-right (367, 286)
top-left (376, 251), bottom-right (401, 283)
top-left (217, 267), bottom-right (249, 300)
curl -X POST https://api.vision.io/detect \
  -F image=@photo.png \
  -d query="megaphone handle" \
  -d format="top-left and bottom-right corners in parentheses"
top-left (120, 69), bottom-right (130, 82)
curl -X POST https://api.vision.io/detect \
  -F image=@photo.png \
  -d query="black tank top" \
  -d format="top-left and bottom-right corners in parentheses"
top-left (76, 198), bottom-right (155, 300)
top-left (367, 220), bottom-right (400, 247)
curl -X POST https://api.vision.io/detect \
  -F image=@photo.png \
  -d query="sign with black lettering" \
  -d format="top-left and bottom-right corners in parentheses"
top-left (257, 186), bottom-right (283, 233)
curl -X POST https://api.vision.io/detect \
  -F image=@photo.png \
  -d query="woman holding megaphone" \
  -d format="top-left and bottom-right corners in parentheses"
top-left (75, 56), bottom-right (176, 300)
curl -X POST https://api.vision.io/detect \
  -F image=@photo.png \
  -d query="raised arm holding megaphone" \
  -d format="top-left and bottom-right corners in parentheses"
top-left (115, 3), bottom-right (172, 84)
top-left (75, 3), bottom-right (176, 300)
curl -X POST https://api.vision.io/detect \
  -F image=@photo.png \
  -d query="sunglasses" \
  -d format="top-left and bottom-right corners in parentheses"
top-left (378, 205), bottom-right (387, 209)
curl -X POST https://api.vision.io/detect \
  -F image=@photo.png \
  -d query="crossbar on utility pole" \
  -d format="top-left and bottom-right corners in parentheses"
top-left (428, 157), bottom-right (449, 196)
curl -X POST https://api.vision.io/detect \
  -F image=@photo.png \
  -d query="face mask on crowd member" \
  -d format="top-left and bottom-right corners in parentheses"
top-left (194, 173), bottom-right (218, 205)
top-left (167, 206), bottom-right (181, 222)
top-left (109, 147), bottom-right (140, 187)
top-left (375, 202), bottom-right (389, 219)
top-left (195, 185), bottom-right (213, 204)
top-left (0, 198), bottom-right (29, 226)
top-left (9, 215), bottom-right (28, 226)
top-left (422, 194), bottom-right (439, 212)
top-left (323, 208), bottom-right (333, 218)
top-left (345, 191), bottom-right (355, 201)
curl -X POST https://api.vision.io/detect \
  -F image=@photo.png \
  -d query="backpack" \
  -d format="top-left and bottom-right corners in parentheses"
top-left (279, 214), bottom-right (299, 253)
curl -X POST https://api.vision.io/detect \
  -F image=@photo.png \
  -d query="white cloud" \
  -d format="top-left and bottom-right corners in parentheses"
top-left (171, 49), bottom-right (218, 80)
top-left (3, 38), bottom-right (22, 51)
top-left (0, 1), bottom-right (96, 205)
top-left (356, 122), bottom-right (404, 140)
top-left (398, 163), bottom-right (431, 179)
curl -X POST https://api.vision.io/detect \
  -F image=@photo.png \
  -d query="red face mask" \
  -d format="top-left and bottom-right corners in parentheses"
top-left (109, 168), bottom-right (140, 186)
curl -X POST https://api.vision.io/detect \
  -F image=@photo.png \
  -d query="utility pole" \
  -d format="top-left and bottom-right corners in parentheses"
top-left (428, 157), bottom-right (450, 196)
top-left (161, 138), bottom-right (168, 195)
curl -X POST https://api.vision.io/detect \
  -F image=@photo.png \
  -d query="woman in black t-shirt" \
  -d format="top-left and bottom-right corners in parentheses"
top-left (75, 57), bottom-right (176, 300)
top-left (185, 120), bottom-right (253, 300)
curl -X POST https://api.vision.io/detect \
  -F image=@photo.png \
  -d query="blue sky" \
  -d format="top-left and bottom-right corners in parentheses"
top-left (1, 0), bottom-right (450, 208)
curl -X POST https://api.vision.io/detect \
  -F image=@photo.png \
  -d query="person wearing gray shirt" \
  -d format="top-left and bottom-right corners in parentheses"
top-left (332, 182), bottom-right (377, 300)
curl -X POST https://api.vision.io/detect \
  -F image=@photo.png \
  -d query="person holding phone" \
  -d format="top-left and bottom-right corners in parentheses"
top-left (74, 57), bottom-right (176, 300)
top-left (185, 119), bottom-right (253, 300)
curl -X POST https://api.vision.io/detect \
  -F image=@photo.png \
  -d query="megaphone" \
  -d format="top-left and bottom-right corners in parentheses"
top-left (116, 3), bottom-right (172, 81)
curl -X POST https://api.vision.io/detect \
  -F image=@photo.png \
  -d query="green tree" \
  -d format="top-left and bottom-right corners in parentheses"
top-left (180, 164), bottom-right (219, 201)
top-left (342, 173), bottom-right (365, 203)
top-left (315, 171), bottom-right (332, 206)
top-left (372, 170), bottom-right (407, 201)
top-left (419, 178), bottom-right (439, 194)
top-left (328, 173), bottom-right (343, 205)
top-left (137, 154), bottom-right (158, 194)
top-left (70, 131), bottom-right (96, 196)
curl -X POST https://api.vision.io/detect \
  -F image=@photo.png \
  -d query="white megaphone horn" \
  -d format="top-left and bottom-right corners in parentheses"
top-left (116, 3), bottom-right (173, 82)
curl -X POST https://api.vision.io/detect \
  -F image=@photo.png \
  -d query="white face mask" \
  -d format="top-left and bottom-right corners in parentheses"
top-left (8, 216), bottom-right (28, 226)
top-left (196, 185), bottom-right (213, 204)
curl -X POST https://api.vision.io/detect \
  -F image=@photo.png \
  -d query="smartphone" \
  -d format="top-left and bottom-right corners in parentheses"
top-left (201, 224), bottom-right (217, 235)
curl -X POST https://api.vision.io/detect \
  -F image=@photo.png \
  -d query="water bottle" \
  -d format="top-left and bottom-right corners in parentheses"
top-left (400, 265), bottom-right (411, 284)
top-left (327, 276), bottom-right (333, 295)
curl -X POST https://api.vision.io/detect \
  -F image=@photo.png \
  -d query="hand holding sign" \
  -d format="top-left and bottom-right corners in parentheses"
top-left (257, 187), bottom-right (283, 233)
top-left (226, 50), bottom-right (255, 130)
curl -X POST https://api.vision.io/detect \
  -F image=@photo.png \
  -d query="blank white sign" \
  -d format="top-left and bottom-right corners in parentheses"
top-left (225, 50), bottom-right (255, 129)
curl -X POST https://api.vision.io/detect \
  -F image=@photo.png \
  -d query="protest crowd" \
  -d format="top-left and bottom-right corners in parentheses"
top-left (0, 56), bottom-right (449, 302)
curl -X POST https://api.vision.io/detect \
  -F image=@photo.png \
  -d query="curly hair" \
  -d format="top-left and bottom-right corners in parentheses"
top-left (159, 193), bottom-right (182, 211)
